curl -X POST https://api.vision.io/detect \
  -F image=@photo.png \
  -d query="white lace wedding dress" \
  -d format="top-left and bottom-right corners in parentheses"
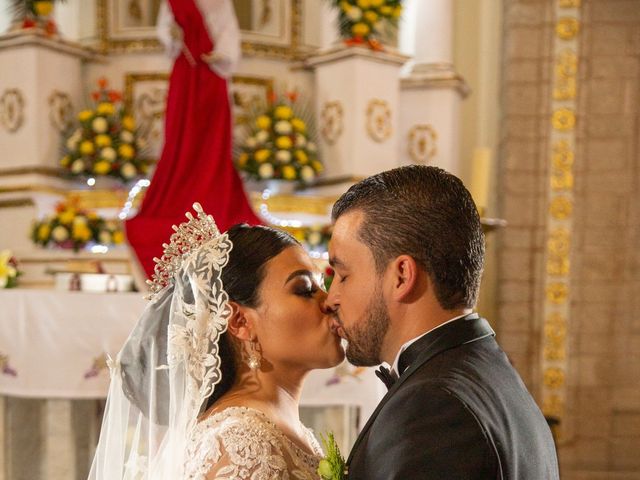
top-left (184, 406), bottom-right (323, 479)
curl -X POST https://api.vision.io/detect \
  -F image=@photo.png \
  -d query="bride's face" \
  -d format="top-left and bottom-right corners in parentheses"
top-left (252, 245), bottom-right (345, 370)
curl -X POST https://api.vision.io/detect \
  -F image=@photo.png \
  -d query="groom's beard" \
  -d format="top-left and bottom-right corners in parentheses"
top-left (342, 287), bottom-right (390, 367)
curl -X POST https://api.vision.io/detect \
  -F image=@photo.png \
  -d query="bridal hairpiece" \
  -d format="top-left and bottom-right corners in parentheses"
top-left (146, 202), bottom-right (226, 298)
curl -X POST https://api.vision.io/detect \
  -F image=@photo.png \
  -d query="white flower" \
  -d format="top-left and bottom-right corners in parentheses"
top-left (66, 137), bottom-right (79, 151)
top-left (245, 137), bottom-right (258, 149)
top-left (307, 142), bottom-right (317, 153)
top-left (136, 137), bottom-right (147, 149)
top-left (92, 117), bottom-right (108, 133)
top-left (274, 120), bottom-right (293, 135)
top-left (295, 133), bottom-right (307, 148)
top-left (120, 162), bottom-right (137, 179)
top-left (308, 231), bottom-right (322, 246)
top-left (276, 150), bottom-right (292, 163)
top-left (71, 159), bottom-right (85, 174)
top-left (347, 6), bottom-right (362, 21)
top-left (120, 130), bottom-right (134, 143)
top-left (98, 230), bottom-right (112, 244)
top-left (255, 130), bottom-right (269, 144)
top-left (300, 165), bottom-right (315, 183)
top-left (51, 225), bottom-right (69, 242)
top-left (73, 216), bottom-right (87, 227)
top-left (258, 163), bottom-right (274, 179)
top-left (101, 147), bottom-right (116, 161)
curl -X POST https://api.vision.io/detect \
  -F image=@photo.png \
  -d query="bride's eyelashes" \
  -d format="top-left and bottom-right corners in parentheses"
top-left (292, 277), bottom-right (321, 298)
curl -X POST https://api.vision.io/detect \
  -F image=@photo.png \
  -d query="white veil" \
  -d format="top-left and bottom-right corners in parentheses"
top-left (89, 203), bottom-right (233, 479)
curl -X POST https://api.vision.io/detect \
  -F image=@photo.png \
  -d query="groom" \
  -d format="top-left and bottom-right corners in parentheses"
top-left (326, 165), bottom-right (559, 479)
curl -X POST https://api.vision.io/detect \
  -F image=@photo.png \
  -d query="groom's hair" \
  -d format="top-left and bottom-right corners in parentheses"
top-left (332, 165), bottom-right (485, 310)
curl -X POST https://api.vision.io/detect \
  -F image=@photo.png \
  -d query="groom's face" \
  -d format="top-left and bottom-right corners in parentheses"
top-left (327, 210), bottom-right (391, 366)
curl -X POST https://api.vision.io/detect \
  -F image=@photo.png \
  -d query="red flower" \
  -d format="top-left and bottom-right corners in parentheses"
top-left (325, 267), bottom-right (335, 277)
top-left (22, 19), bottom-right (36, 29)
top-left (108, 90), bottom-right (122, 103)
top-left (285, 91), bottom-right (298, 103)
top-left (45, 20), bottom-right (57, 35)
top-left (267, 90), bottom-right (277, 105)
top-left (98, 77), bottom-right (108, 90)
top-left (91, 91), bottom-right (100, 101)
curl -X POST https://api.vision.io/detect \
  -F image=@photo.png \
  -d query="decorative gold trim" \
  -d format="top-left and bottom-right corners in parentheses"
top-left (48, 90), bottom-right (73, 132)
top-left (0, 166), bottom-right (66, 177)
top-left (407, 124), bottom-right (438, 164)
top-left (320, 101), bottom-right (344, 145)
top-left (249, 191), bottom-right (338, 216)
top-left (0, 185), bottom-right (65, 195)
top-left (97, 0), bottom-right (304, 59)
top-left (0, 198), bottom-right (34, 209)
top-left (365, 99), bottom-right (392, 143)
top-left (0, 88), bottom-right (25, 133)
top-left (541, 0), bottom-right (581, 442)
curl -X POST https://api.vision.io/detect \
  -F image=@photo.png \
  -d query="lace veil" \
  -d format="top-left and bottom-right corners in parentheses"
top-left (89, 203), bottom-right (233, 479)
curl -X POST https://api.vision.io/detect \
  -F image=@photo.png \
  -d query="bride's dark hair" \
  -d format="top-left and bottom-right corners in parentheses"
top-left (205, 223), bottom-right (299, 408)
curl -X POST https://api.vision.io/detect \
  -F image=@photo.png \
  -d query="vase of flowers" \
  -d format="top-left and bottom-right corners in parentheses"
top-left (235, 91), bottom-right (324, 186)
top-left (9, 0), bottom-right (64, 36)
top-left (331, 0), bottom-right (402, 49)
top-left (30, 199), bottom-right (125, 252)
top-left (0, 250), bottom-right (21, 289)
top-left (60, 78), bottom-right (149, 184)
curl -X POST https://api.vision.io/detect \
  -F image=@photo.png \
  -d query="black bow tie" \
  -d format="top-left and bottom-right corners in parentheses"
top-left (375, 365), bottom-right (397, 389)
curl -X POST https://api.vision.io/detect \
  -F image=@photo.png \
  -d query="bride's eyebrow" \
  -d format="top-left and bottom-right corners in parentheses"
top-left (284, 269), bottom-right (313, 285)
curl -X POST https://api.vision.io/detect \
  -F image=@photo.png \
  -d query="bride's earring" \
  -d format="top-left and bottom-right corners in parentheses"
top-left (246, 338), bottom-right (261, 370)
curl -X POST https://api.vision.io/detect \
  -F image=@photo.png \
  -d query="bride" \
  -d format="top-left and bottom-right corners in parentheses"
top-left (89, 204), bottom-right (345, 479)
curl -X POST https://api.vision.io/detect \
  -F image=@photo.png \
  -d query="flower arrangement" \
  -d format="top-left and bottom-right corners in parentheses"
top-left (317, 432), bottom-right (346, 480)
top-left (332, 0), bottom-right (402, 49)
top-left (60, 78), bottom-right (149, 183)
top-left (10, 0), bottom-right (64, 35)
top-left (30, 200), bottom-right (125, 252)
top-left (235, 91), bottom-right (323, 184)
top-left (0, 250), bottom-right (21, 289)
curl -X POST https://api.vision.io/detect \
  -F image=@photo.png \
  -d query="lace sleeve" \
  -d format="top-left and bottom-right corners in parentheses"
top-left (185, 410), bottom-right (292, 480)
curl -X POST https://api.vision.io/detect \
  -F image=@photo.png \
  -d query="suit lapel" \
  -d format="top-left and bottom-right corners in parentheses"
top-left (346, 314), bottom-right (495, 465)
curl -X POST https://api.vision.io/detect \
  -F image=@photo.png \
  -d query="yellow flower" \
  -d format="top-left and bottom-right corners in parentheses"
top-left (58, 209), bottom-right (76, 225)
top-left (357, 0), bottom-right (371, 8)
top-left (282, 165), bottom-right (297, 180)
top-left (72, 223), bottom-right (92, 242)
top-left (393, 5), bottom-right (402, 18)
top-left (295, 150), bottom-right (308, 165)
top-left (254, 149), bottom-right (271, 163)
top-left (37, 223), bottom-right (51, 241)
top-left (122, 115), bottom-right (135, 131)
top-left (340, 1), bottom-right (351, 12)
top-left (352, 22), bottom-right (370, 37)
top-left (370, 0), bottom-right (384, 7)
top-left (87, 212), bottom-right (99, 220)
top-left (237, 152), bottom-right (249, 168)
top-left (95, 134), bottom-right (112, 147)
top-left (60, 155), bottom-right (71, 167)
top-left (78, 110), bottom-right (93, 122)
top-left (364, 10), bottom-right (379, 23)
top-left (93, 161), bottom-right (111, 175)
top-left (291, 118), bottom-right (306, 133)
top-left (97, 102), bottom-right (115, 116)
top-left (256, 115), bottom-right (272, 130)
top-left (274, 105), bottom-right (294, 120)
top-left (0, 250), bottom-right (17, 286)
top-left (118, 144), bottom-right (135, 159)
top-left (79, 141), bottom-right (95, 156)
top-left (311, 160), bottom-right (324, 173)
top-left (379, 5), bottom-right (392, 16)
top-left (276, 136), bottom-right (293, 150)
top-left (111, 230), bottom-right (123, 244)
top-left (33, 1), bottom-right (53, 17)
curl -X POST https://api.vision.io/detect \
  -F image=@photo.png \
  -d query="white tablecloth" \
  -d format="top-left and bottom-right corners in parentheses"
top-left (0, 289), bottom-right (385, 422)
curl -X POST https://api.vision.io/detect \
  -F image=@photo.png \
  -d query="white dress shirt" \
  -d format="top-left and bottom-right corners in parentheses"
top-left (389, 313), bottom-right (470, 377)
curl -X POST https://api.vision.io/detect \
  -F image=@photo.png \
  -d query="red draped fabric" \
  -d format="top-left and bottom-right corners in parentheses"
top-left (126, 0), bottom-right (262, 277)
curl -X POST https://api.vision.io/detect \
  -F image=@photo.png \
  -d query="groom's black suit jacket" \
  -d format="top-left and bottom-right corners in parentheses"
top-left (347, 314), bottom-right (559, 479)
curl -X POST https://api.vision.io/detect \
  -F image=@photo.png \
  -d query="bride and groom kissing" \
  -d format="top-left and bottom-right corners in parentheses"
top-left (90, 165), bottom-right (559, 479)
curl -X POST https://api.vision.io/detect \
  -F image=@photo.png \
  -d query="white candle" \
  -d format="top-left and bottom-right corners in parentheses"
top-left (470, 147), bottom-right (492, 215)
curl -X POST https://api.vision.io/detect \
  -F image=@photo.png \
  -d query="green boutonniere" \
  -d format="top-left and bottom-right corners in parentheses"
top-left (317, 432), bottom-right (346, 480)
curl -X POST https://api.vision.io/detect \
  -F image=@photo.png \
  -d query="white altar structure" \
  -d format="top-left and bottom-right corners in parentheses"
top-left (0, 1), bottom-right (477, 478)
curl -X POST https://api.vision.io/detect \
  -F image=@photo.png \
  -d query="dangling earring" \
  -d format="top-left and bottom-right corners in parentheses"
top-left (246, 338), bottom-right (261, 370)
